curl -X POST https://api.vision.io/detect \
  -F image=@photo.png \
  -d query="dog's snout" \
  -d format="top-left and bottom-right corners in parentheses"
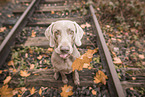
top-left (60, 46), bottom-right (70, 53)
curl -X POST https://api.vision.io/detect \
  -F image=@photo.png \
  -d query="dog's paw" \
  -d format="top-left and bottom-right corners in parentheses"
top-left (62, 79), bottom-right (68, 84)
top-left (74, 79), bottom-right (80, 85)
top-left (54, 72), bottom-right (59, 80)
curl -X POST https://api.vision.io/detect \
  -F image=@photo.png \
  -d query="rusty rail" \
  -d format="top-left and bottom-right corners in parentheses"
top-left (0, 0), bottom-right (41, 67)
top-left (89, 3), bottom-right (125, 97)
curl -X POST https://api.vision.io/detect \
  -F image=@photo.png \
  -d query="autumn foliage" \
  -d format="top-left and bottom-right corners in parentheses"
top-left (72, 48), bottom-right (98, 71)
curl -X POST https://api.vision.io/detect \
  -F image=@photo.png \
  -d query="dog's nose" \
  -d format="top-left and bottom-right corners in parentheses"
top-left (60, 46), bottom-right (69, 53)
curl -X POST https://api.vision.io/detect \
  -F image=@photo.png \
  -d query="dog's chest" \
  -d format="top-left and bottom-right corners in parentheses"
top-left (52, 57), bottom-right (73, 73)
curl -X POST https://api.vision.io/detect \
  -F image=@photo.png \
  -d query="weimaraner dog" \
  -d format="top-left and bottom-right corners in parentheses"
top-left (45, 20), bottom-right (84, 85)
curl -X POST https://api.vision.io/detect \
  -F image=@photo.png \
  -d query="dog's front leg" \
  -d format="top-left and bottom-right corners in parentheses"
top-left (73, 70), bottom-right (80, 85)
top-left (60, 72), bottom-right (68, 84)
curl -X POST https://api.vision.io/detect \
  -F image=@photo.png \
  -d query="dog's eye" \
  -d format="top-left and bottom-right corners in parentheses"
top-left (68, 30), bottom-right (74, 35)
top-left (55, 30), bottom-right (60, 35)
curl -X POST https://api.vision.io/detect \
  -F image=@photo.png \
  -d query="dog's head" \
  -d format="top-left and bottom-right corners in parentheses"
top-left (45, 20), bottom-right (84, 59)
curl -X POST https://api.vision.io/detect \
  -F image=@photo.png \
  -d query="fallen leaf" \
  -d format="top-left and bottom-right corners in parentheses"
top-left (0, 27), bottom-right (6, 32)
top-left (20, 70), bottom-right (30, 77)
top-left (37, 55), bottom-right (43, 60)
top-left (9, 26), bottom-right (12, 29)
top-left (3, 76), bottom-right (12, 85)
top-left (13, 69), bottom-right (17, 73)
top-left (130, 87), bottom-right (134, 90)
top-left (86, 22), bottom-right (91, 28)
top-left (29, 48), bottom-right (33, 54)
top-left (83, 63), bottom-right (90, 68)
top-left (51, 11), bottom-right (55, 14)
top-left (0, 70), bottom-right (2, 74)
top-left (72, 48), bottom-right (98, 71)
top-left (113, 57), bottom-right (122, 64)
top-left (94, 70), bottom-right (108, 85)
top-left (30, 87), bottom-right (35, 95)
top-left (132, 77), bottom-right (136, 80)
top-left (39, 88), bottom-right (42, 96)
top-left (48, 48), bottom-right (53, 52)
top-left (30, 64), bottom-right (35, 69)
top-left (25, 53), bottom-right (28, 58)
top-left (0, 85), bottom-right (13, 97)
top-left (138, 54), bottom-right (144, 59)
top-left (92, 90), bottom-right (97, 95)
top-left (80, 24), bottom-right (86, 28)
top-left (60, 85), bottom-right (73, 97)
top-left (12, 89), bottom-right (18, 96)
top-left (7, 14), bottom-right (11, 17)
top-left (7, 60), bottom-right (14, 66)
top-left (20, 87), bottom-right (27, 93)
top-left (31, 30), bottom-right (36, 37)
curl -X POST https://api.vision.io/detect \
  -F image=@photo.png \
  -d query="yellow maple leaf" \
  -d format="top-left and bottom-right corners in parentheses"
top-left (7, 60), bottom-right (14, 66)
top-left (0, 27), bottom-right (6, 32)
top-left (20, 70), bottom-right (30, 77)
top-left (94, 70), bottom-right (108, 85)
top-left (60, 85), bottom-right (73, 97)
top-left (113, 57), bottom-right (122, 64)
top-left (30, 87), bottom-right (35, 95)
top-left (51, 11), bottom-right (55, 14)
top-left (92, 90), bottom-right (97, 95)
top-left (0, 70), bottom-right (2, 74)
top-left (0, 85), bottom-right (13, 97)
top-left (39, 88), bottom-right (42, 96)
top-left (3, 76), bottom-right (12, 85)
top-left (37, 55), bottom-right (43, 60)
top-left (31, 30), bottom-right (36, 37)
top-left (72, 48), bottom-right (98, 71)
top-left (30, 64), bottom-right (35, 69)
top-left (48, 48), bottom-right (53, 52)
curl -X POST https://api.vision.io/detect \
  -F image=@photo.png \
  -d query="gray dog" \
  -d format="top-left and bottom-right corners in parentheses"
top-left (45, 20), bottom-right (84, 85)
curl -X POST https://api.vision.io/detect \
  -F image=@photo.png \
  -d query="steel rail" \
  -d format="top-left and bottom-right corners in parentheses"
top-left (89, 4), bottom-right (125, 97)
top-left (0, 0), bottom-right (41, 67)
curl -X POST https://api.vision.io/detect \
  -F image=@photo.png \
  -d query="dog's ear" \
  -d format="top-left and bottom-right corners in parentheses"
top-left (45, 22), bottom-right (55, 47)
top-left (73, 22), bottom-right (84, 46)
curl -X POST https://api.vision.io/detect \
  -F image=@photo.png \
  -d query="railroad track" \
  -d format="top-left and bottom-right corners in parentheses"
top-left (0, 0), bottom-right (144, 96)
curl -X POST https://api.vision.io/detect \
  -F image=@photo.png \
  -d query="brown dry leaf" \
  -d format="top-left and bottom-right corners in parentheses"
top-left (0, 27), bottom-right (6, 32)
top-left (132, 77), bottom-right (136, 80)
top-left (30, 87), bottom-right (35, 95)
top-left (138, 54), bottom-right (144, 59)
top-left (108, 34), bottom-right (114, 37)
top-left (92, 90), bottom-right (97, 95)
top-left (25, 53), bottom-right (28, 58)
top-left (7, 14), bottom-right (11, 17)
top-left (86, 22), bottom-right (91, 28)
top-left (51, 11), bottom-right (55, 14)
top-left (7, 60), bottom-right (14, 66)
top-left (3, 76), bottom-right (12, 85)
top-left (39, 88), bottom-right (42, 96)
top-left (0, 85), bottom-right (13, 97)
top-left (72, 48), bottom-right (98, 71)
top-left (113, 57), bottom-right (122, 64)
top-left (30, 64), bottom-right (35, 69)
top-left (83, 63), bottom-right (90, 68)
top-left (80, 24), bottom-right (86, 28)
top-left (130, 87), bottom-right (134, 90)
top-left (60, 85), bottom-right (73, 97)
top-left (20, 70), bottom-right (30, 77)
top-left (29, 48), bottom-right (33, 54)
top-left (94, 70), bottom-right (108, 85)
top-left (48, 48), bottom-right (53, 52)
top-left (37, 55), bottom-right (43, 60)
top-left (0, 70), bottom-right (2, 74)
top-left (31, 30), bottom-right (36, 37)
top-left (13, 69), bottom-right (17, 73)
top-left (9, 26), bottom-right (12, 29)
